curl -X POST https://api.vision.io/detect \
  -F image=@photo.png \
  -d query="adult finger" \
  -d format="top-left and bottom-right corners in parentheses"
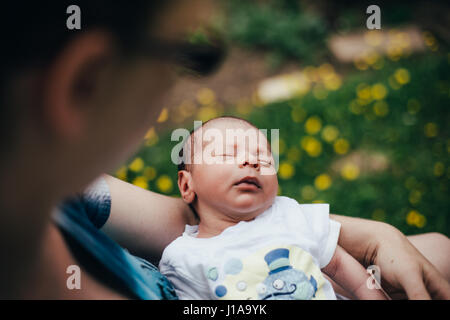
top-left (422, 263), bottom-right (450, 300)
top-left (398, 269), bottom-right (431, 300)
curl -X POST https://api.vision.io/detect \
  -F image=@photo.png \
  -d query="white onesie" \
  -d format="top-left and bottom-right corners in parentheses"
top-left (159, 196), bottom-right (341, 300)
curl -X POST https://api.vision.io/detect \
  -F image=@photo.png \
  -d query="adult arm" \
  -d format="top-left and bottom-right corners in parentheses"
top-left (331, 214), bottom-right (450, 300)
top-left (322, 245), bottom-right (387, 299)
top-left (101, 174), bottom-right (197, 263)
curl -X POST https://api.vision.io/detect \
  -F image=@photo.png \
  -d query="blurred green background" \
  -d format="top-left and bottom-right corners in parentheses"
top-left (113, 0), bottom-right (449, 236)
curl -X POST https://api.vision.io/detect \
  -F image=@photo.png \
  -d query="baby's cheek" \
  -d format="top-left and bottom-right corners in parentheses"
top-left (265, 175), bottom-right (279, 195)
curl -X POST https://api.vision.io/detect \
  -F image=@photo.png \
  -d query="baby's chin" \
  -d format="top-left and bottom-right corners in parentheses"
top-left (228, 193), bottom-right (274, 216)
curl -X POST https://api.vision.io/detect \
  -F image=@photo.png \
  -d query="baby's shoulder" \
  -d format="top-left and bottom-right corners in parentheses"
top-left (160, 232), bottom-right (195, 264)
top-left (269, 196), bottom-right (303, 217)
top-left (274, 195), bottom-right (301, 207)
top-left (269, 196), bottom-right (330, 229)
top-left (273, 196), bottom-right (329, 215)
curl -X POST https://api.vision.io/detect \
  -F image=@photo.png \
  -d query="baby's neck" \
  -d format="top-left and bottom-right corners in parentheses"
top-left (197, 223), bottom-right (229, 238)
top-left (196, 211), bottom-right (258, 239)
top-left (193, 199), bottom-right (273, 238)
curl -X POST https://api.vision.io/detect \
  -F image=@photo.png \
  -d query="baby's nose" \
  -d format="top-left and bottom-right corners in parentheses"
top-left (239, 154), bottom-right (260, 169)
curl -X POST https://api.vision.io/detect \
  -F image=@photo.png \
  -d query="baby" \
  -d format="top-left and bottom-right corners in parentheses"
top-left (159, 116), bottom-right (386, 300)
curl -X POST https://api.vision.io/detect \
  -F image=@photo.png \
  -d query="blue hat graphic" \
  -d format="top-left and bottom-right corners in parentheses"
top-left (264, 248), bottom-right (292, 275)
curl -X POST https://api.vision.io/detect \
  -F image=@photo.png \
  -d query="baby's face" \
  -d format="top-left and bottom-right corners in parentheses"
top-left (189, 121), bottom-right (278, 219)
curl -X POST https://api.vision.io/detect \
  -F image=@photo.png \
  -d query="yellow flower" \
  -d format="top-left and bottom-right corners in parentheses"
top-left (314, 174), bottom-right (332, 191)
top-left (394, 68), bottom-right (410, 85)
top-left (323, 74), bottom-right (342, 91)
top-left (318, 63), bottom-right (335, 79)
top-left (321, 125), bottom-right (339, 143)
top-left (406, 210), bottom-right (427, 228)
top-left (196, 106), bottom-right (218, 122)
top-left (279, 162), bottom-right (295, 180)
top-left (387, 45), bottom-right (402, 61)
top-left (157, 108), bottom-right (169, 123)
top-left (300, 136), bottom-right (322, 157)
top-left (371, 83), bottom-right (388, 100)
top-left (334, 138), bottom-right (350, 155)
top-left (357, 98), bottom-right (371, 106)
top-left (364, 30), bottom-right (383, 47)
top-left (387, 75), bottom-right (401, 90)
top-left (132, 176), bottom-right (148, 190)
top-left (424, 122), bottom-right (438, 138)
top-left (304, 66), bottom-right (318, 81)
top-left (156, 175), bottom-right (173, 193)
top-left (373, 101), bottom-right (389, 117)
top-left (415, 215), bottom-right (427, 228)
top-left (196, 88), bottom-right (216, 105)
top-left (340, 163), bottom-right (360, 180)
top-left (129, 157), bottom-right (144, 173)
top-left (393, 31), bottom-right (411, 49)
top-left (433, 162), bottom-right (445, 177)
top-left (301, 185), bottom-right (317, 201)
top-left (363, 51), bottom-right (380, 66)
top-left (144, 166), bottom-right (157, 181)
top-left (115, 166), bottom-right (127, 181)
top-left (172, 101), bottom-right (196, 123)
top-left (145, 127), bottom-right (159, 146)
top-left (304, 116), bottom-right (322, 135)
top-left (356, 84), bottom-right (372, 100)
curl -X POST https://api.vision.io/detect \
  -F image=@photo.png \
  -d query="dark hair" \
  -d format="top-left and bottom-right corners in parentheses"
top-left (0, 1), bottom-right (170, 152)
top-left (1, 0), bottom-right (226, 92)
top-left (1, 1), bottom-right (166, 72)
top-left (0, 1), bottom-right (227, 154)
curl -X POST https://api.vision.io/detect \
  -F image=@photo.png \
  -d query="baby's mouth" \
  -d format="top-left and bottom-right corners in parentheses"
top-left (234, 176), bottom-right (262, 189)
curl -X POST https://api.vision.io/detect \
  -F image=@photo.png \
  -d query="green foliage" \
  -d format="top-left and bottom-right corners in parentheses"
top-left (225, 0), bottom-right (328, 64)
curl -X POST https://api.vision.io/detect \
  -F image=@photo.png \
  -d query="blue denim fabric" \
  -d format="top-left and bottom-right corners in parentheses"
top-left (52, 177), bottom-right (178, 300)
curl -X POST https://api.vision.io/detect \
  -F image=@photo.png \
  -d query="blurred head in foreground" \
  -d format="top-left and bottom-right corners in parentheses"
top-left (0, 0), bottom-right (226, 296)
top-left (0, 0), bottom-right (227, 196)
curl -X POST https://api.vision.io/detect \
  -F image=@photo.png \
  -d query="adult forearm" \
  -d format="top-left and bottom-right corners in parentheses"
top-left (101, 174), bottom-right (196, 262)
top-left (330, 214), bottom-right (401, 267)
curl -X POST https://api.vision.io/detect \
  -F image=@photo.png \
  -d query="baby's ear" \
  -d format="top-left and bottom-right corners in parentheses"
top-left (178, 170), bottom-right (196, 204)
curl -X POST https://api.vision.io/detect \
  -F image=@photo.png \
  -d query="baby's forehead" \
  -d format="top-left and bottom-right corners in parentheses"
top-left (195, 119), bottom-right (270, 150)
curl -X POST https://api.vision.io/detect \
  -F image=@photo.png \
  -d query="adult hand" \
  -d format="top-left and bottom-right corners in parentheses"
top-left (371, 228), bottom-right (450, 299)
top-left (331, 214), bottom-right (450, 300)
